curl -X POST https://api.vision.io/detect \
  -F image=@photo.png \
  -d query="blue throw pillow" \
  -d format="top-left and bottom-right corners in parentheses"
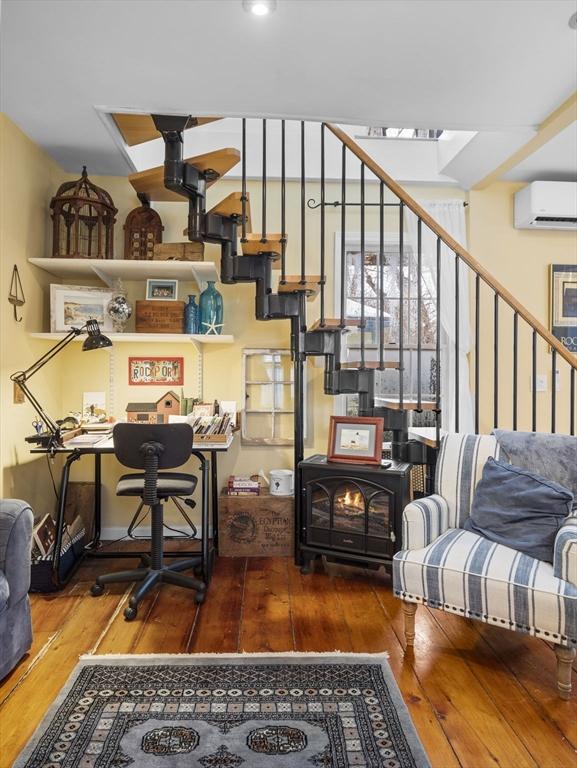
top-left (464, 457), bottom-right (574, 563)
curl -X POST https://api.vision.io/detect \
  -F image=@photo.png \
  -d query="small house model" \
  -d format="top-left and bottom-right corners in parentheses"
top-left (126, 391), bottom-right (181, 424)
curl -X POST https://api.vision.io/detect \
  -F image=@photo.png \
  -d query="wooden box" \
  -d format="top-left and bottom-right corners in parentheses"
top-left (153, 242), bottom-right (204, 261)
top-left (218, 489), bottom-right (294, 557)
top-left (135, 300), bottom-right (185, 333)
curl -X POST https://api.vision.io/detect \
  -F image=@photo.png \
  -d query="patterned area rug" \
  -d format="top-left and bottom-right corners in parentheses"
top-left (14, 653), bottom-right (430, 768)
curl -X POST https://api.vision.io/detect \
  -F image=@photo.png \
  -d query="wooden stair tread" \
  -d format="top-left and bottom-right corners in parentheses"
top-left (341, 361), bottom-right (398, 369)
top-left (308, 318), bottom-right (361, 332)
top-left (129, 148), bottom-right (240, 202)
top-left (241, 234), bottom-right (284, 266)
top-left (113, 114), bottom-right (221, 147)
top-left (375, 397), bottom-right (437, 411)
top-left (278, 276), bottom-right (320, 301)
top-left (181, 192), bottom-right (252, 235)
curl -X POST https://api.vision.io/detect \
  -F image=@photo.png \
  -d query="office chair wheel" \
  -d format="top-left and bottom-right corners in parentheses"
top-left (91, 583), bottom-right (105, 597)
top-left (124, 605), bottom-right (138, 621)
top-left (195, 591), bottom-right (206, 605)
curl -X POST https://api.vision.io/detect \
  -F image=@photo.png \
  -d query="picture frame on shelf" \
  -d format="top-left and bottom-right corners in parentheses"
top-left (146, 278), bottom-right (178, 301)
top-left (327, 415), bottom-right (384, 465)
top-left (50, 284), bottom-right (113, 333)
top-left (128, 357), bottom-right (184, 386)
top-left (550, 264), bottom-right (577, 353)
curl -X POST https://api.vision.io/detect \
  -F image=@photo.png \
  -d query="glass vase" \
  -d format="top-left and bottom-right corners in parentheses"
top-left (184, 294), bottom-right (200, 335)
top-left (199, 281), bottom-right (223, 335)
top-left (106, 279), bottom-right (132, 333)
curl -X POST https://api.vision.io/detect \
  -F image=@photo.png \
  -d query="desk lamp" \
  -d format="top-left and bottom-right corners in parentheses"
top-left (11, 319), bottom-right (113, 450)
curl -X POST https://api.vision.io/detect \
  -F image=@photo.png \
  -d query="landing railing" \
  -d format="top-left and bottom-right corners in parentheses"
top-left (236, 117), bottom-right (576, 442)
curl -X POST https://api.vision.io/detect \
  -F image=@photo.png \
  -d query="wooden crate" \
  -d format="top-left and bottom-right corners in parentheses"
top-left (135, 300), bottom-right (185, 333)
top-left (218, 489), bottom-right (294, 557)
top-left (153, 242), bottom-right (204, 261)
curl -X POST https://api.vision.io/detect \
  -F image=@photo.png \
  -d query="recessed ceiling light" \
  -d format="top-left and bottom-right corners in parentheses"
top-left (243, 0), bottom-right (277, 16)
top-left (569, 12), bottom-right (577, 29)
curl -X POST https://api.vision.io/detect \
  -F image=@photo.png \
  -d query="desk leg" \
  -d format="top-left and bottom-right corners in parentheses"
top-left (210, 450), bottom-right (219, 553)
top-left (201, 455), bottom-right (211, 584)
top-left (91, 453), bottom-right (102, 548)
top-left (52, 451), bottom-right (81, 585)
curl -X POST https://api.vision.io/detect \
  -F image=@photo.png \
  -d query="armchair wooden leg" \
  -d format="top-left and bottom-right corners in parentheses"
top-left (403, 602), bottom-right (417, 647)
top-left (555, 644), bottom-right (576, 700)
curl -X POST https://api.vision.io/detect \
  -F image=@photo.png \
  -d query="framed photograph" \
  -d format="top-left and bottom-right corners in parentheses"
top-left (550, 265), bottom-right (577, 353)
top-left (327, 416), bottom-right (384, 465)
top-left (50, 284), bottom-right (113, 333)
top-left (128, 357), bottom-right (184, 386)
top-left (82, 391), bottom-right (107, 423)
top-left (146, 278), bottom-right (178, 301)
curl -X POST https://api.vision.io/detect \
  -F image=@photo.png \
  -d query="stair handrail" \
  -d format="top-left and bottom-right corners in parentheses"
top-left (325, 122), bottom-right (577, 370)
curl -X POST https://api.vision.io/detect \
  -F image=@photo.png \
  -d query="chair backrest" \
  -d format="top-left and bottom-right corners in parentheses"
top-left (113, 423), bottom-right (193, 470)
top-left (435, 433), bottom-right (500, 528)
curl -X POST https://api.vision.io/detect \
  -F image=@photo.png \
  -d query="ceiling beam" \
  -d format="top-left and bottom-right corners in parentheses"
top-left (472, 92), bottom-right (577, 190)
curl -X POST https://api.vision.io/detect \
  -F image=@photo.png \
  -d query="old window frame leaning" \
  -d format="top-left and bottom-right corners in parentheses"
top-left (241, 348), bottom-right (307, 446)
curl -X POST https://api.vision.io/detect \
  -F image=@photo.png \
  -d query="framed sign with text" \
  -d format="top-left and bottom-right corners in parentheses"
top-left (128, 357), bottom-right (184, 386)
top-left (550, 265), bottom-right (577, 354)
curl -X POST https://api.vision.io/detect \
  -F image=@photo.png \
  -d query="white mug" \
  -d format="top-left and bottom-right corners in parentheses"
top-left (269, 469), bottom-right (294, 496)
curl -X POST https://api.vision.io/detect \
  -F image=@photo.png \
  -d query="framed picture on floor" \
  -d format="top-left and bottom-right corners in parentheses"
top-left (327, 416), bottom-right (383, 465)
top-left (550, 265), bottom-right (577, 353)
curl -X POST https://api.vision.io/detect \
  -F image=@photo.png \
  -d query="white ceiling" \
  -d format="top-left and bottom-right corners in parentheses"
top-left (1, 0), bottom-right (576, 180)
top-left (502, 121), bottom-right (577, 182)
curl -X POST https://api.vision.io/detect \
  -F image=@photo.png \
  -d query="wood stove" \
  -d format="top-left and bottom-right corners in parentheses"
top-left (298, 455), bottom-right (411, 572)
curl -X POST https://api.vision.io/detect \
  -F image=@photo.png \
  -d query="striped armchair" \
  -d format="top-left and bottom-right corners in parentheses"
top-left (393, 433), bottom-right (577, 699)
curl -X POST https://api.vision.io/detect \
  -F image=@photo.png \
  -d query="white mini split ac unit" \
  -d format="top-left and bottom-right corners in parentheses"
top-left (514, 181), bottom-right (577, 230)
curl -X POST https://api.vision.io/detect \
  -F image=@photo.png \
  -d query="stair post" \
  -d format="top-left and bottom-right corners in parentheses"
top-left (291, 293), bottom-right (306, 565)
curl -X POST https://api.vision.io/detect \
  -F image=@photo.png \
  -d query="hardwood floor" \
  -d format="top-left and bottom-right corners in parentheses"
top-left (1, 553), bottom-right (575, 768)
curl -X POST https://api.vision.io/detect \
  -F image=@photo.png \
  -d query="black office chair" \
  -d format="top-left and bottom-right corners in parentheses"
top-left (90, 423), bottom-right (205, 620)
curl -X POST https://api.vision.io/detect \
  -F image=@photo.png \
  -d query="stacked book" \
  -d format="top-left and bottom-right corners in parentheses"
top-left (227, 475), bottom-right (260, 496)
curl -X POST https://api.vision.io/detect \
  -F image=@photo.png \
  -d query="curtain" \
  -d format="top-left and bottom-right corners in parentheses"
top-left (405, 201), bottom-right (474, 433)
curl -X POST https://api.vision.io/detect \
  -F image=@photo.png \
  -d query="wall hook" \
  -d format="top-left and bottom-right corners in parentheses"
top-left (8, 265), bottom-right (25, 322)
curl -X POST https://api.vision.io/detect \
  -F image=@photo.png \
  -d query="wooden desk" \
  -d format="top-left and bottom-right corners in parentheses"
top-left (32, 434), bottom-right (234, 589)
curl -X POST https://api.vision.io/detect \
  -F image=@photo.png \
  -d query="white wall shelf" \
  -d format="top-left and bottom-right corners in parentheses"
top-left (30, 332), bottom-right (234, 345)
top-left (28, 257), bottom-right (220, 287)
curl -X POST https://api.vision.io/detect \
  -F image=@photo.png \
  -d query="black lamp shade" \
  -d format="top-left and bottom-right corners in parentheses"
top-left (82, 333), bottom-right (113, 351)
top-left (82, 319), bottom-right (113, 351)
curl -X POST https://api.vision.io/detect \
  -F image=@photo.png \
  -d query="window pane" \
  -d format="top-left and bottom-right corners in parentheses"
top-left (274, 383), bottom-right (295, 411)
top-left (244, 413), bottom-right (273, 440)
top-left (274, 413), bottom-right (295, 441)
top-left (245, 383), bottom-right (274, 411)
top-left (245, 353), bottom-right (289, 382)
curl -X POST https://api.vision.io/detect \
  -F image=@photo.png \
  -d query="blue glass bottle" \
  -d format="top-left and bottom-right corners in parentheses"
top-left (199, 281), bottom-right (223, 335)
top-left (184, 294), bottom-right (200, 335)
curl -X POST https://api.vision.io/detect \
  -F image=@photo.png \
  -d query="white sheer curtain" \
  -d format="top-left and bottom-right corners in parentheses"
top-left (405, 201), bottom-right (474, 433)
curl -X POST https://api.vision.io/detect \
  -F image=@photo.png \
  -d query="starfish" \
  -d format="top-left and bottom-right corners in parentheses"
top-left (201, 320), bottom-right (224, 335)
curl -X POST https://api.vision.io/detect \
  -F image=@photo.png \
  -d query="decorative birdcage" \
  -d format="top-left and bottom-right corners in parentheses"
top-left (50, 167), bottom-right (117, 259)
top-left (123, 203), bottom-right (163, 260)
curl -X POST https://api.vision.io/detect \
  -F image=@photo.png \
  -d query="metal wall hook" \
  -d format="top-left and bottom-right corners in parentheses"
top-left (8, 265), bottom-right (25, 322)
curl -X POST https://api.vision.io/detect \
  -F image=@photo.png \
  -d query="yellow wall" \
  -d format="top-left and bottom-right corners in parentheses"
top-left (468, 182), bottom-right (577, 434)
top-left (0, 114), bottom-right (67, 510)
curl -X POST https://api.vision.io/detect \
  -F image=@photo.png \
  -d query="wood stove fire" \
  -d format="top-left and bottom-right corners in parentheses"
top-left (298, 455), bottom-right (411, 572)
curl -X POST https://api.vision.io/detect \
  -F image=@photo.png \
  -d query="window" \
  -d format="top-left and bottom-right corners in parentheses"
top-left (241, 349), bottom-right (304, 445)
top-left (333, 235), bottom-right (438, 421)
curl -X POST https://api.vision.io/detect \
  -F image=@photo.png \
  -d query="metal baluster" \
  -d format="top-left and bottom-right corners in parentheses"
top-left (532, 330), bottom-right (537, 431)
top-left (455, 254), bottom-right (460, 432)
top-left (261, 119), bottom-right (267, 242)
top-left (551, 349), bottom-right (557, 433)
top-left (416, 218), bottom-right (422, 410)
top-left (571, 368), bottom-right (575, 436)
top-left (360, 162), bottom-right (365, 369)
top-left (493, 293), bottom-right (499, 428)
top-left (398, 201), bottom-right (404, 408)
top-left (379, 182), bottom-right (385, 370)
top-left (241, 118), bottom-right (247, 243)
top-left (300, 120), bottom-right (305, 283)
top-left (475, 274), bottom-right (480, 434)
top-left (280, 119), bottom-right (286, 283)
top-left (513, 312), bottom-right (518, 430)
top-left (435, 237), bottom-right (441, 446)
top-left (320, 123), bottom-right (325, 325)
top-left (340, 144), bottom-right (346, 326)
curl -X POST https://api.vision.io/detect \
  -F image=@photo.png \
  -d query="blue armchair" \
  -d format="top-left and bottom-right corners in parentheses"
top-left (0, 499), bottom-right (33, 679)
